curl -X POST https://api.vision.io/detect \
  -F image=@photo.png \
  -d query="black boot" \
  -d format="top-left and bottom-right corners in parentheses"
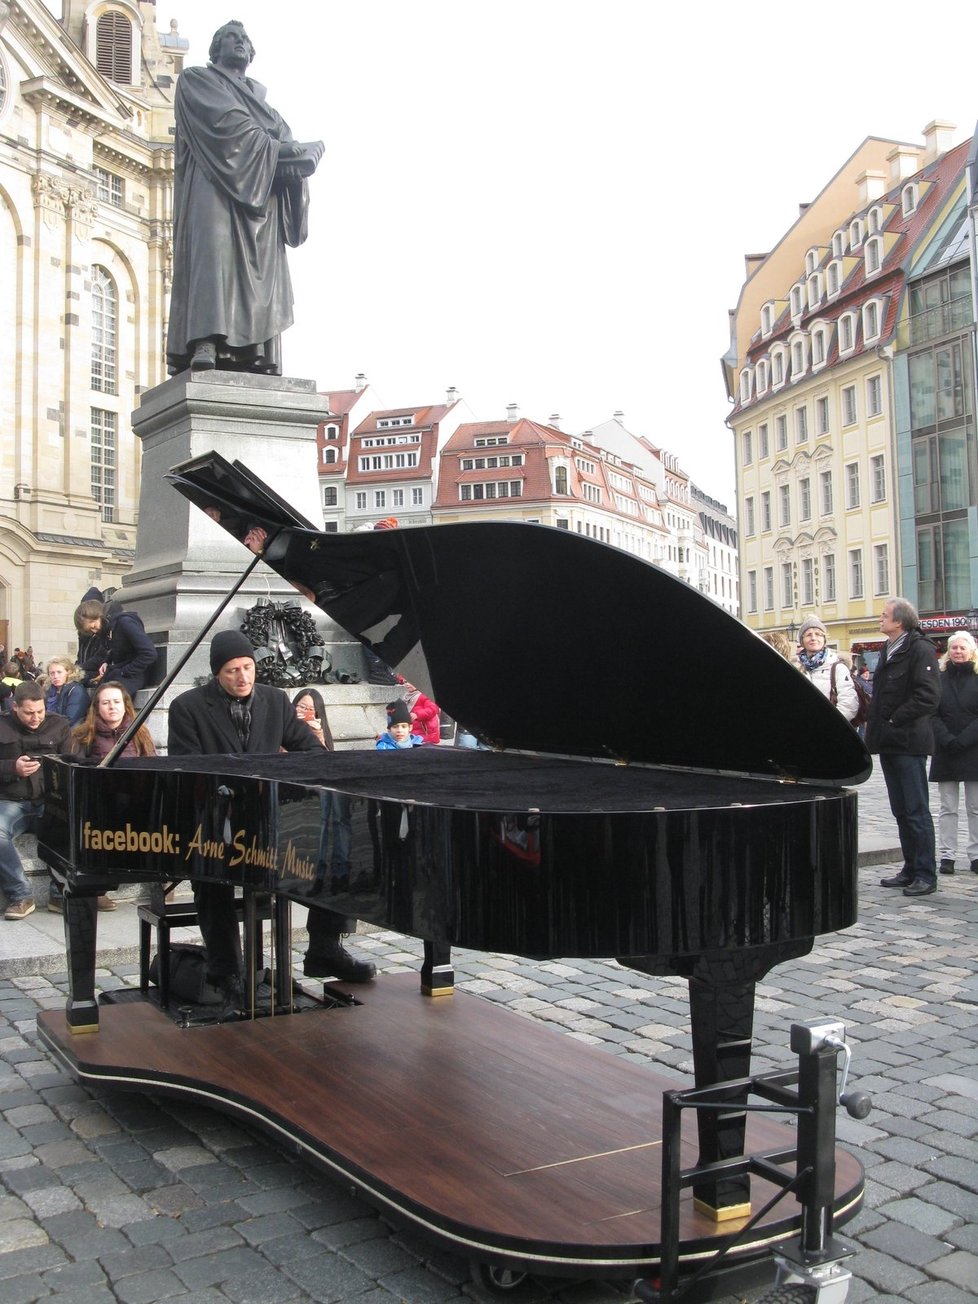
top-left (304, 938), bottom-right (376, 983)
top-left (214, 973), bottom-right (244, 1021)
top-left (939, 859), bottom-right (955, 875)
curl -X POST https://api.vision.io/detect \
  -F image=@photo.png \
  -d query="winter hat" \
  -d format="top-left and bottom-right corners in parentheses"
top-left (210, 630), bottom-right (256, 675)
top-left (798, 615), bottom-right (827, 640)
top-left (387, 700), bottom-right (412, 726)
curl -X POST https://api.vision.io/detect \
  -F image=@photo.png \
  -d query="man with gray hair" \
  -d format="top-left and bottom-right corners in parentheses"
top-left (866, 598), bottom-right (941, 896)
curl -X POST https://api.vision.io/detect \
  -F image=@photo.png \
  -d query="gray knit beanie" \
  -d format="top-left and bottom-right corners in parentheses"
top-left (798, 615), bottom-right (827, 639)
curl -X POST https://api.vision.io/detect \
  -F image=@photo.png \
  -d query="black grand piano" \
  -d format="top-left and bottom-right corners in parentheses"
top-left (37, 453), bottom-right (870, 1292)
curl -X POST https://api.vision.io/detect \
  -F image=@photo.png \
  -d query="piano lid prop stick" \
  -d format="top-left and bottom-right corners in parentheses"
top-left (99, 546), bottom-right (271, 768)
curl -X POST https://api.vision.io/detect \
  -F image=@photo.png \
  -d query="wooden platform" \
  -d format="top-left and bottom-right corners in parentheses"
top-left (37, 975), bottom-right (863, 1280)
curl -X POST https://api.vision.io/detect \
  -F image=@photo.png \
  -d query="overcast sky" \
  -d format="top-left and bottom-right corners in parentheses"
top-left (148, 1), bottom-right (978, 508)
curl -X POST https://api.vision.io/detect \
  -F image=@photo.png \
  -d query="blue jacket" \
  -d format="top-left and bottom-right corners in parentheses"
top-left (375, 731), bottom-right (424, 750)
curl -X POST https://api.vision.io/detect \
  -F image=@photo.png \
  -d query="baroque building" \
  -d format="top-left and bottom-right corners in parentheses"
top-left (0, 0), bottom-right (182, 658)
top-left (723, 122), bottom-right (975, 659)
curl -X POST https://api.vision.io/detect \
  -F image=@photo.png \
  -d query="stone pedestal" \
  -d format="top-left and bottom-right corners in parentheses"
top-left (117, 371), bottom-right (383, 748)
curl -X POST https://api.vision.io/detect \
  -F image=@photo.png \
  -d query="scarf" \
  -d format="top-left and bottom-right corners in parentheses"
top-left (223, 691), bottom-right (252, 748)
top-left (798, 647), bottom-right (829, 673)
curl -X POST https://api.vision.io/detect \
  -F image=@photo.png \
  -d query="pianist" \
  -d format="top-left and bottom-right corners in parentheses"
top-left (167, 630), bottom-right (376, 1009)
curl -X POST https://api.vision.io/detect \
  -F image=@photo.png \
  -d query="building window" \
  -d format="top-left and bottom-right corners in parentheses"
top-left (820, 470), bottom-right (833, 515)
top-left (764, 566), bottom-right (774, 610)
top-left (94, 167), bottom-right (124, 207)
top-left (871, 454), bottom-right (886, 502)
top-left (95, 10), bottom-right (133, 83)
top-left (781, 562), bottom-right (793, 608)
top-left (761, 490), bottom-right (772, 532)
top-left (805, 248), bottom-right (820, 276)
top-left (790, 284), bottom-right (804, 318)
top-left (811, 324), bottom-right (828, 366)
top-left (807, 274), bottom-right (822, 310)
top-left (863, 300), bottom-right (881, 343)
top-left (322, 486), bottom-right (338, 507)
top-left (802, 558), bottom-right (815, 606)
top-left (374, 490), bottom-right (386, 509)
top-left (758, 423), bottom-right (769, 458)
top-left (412, 487), bottom-right (423, 506)
top-left (849, 218), bottom-right (863, 248)
top-left (826, 262), bottom-right (840, 298)
top-left (747, 570), bottom-right (757, 613)
top-left (846, 462), bottom-right (860, 509)
top-left (744, 496), bottom-right (755, 536)
top-left (791, 337), bottom-right (808, 377)
top-left (779, 483), bottom-right (790, 528)
top-left (902, 183), bottom-right (918, 216)
top-left (832, 231), bottom-right (846, 258)
top-left (795, 406), bottom-right (808, 443)
top-left (866, 374), bottom-right (883, 417)
top-left (799, 476), bottom-right (811, 520)
top-left (755, 360), bottom-right (769, 395)
top-left (816, 395), bottom-right (830, 435)
top-left (775, 414), bottom-right (788, 450)
top-left (868, 205), bottom-right (883, 235)
top-left (91, 266), bottom-right (117, 394)
top-left (355, 491), bottom-right (367, 510)
top-left (874, 543), bottom-right (889, 595)
top-left (865, 237), bottom-right (882, 276)
top-left (849, 548), bottom-right (864, 599)
top-left (323, 448), bottom-right (337, 465)
top-left (325, 423), bottom-right (339, 440)
top-left (554, 465), bottom-right (569, 494)
top-left (839, 313), bottom-right (855, 354)
top-left (90, 408), bottom-right (116, 522)
top-left (460, 481), bottom-right (523, 501)
top-left (739, 369), bottom-right (752, 402)
top-left (842, 385), bottom-right (857, 426)
top-left (743, 430), bottom-right (753, 465)
top-left (823, 554), bottom-right (836, 603)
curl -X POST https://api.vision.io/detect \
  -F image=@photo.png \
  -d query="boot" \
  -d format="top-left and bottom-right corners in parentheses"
top-left (939, 859), bottom-right (955, 875)
top-left (304, 937), bottom-right (376, 983)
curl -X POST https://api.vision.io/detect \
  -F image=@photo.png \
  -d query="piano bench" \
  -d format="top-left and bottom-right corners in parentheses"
top-left (138, 896), bottom-right (273, 1010)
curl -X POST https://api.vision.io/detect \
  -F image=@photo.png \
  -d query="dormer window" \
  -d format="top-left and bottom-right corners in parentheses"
top-left (864, 236), bottom-right (883, 276)
top-left (863, 299), bottom-right (882, 343)
top-left (739, 368), bottom-right (752, 403)
top-left (831, 230), bottom-right (846, 258)
top-left (901, 183), bottom-right (918, 216)
top-left (771, 346), bottom-right (786, 388)
top-left (849, 218), bottom-right (864, 249)
top-left (826, 261), bottom-right (840, 297)
top-left (95, 9), bottom-right (134, 84)
top-left (805, 248), bottom-right (820, 275)
top-left (790, 284), bottom-right (805, 319)
top-left (838, 311), bottom-right (857, 355)
top-left (868, 206), bottom-right (884, 235)
top-left (790, 336), bottom-right (808, 378)
top-left (761, 302), bottom-right (775, 337)
top-left (811, 322), bottom-right (829, 368)
top-left (755, 359), bottom-right (769, 395)
top-left (807, 273), bottom-right (823, 310)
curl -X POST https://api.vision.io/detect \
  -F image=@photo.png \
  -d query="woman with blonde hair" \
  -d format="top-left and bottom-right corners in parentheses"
top-left (929, 630), bottom-right (978, 875)
top-left (43, 656), bottom-right (89, 727)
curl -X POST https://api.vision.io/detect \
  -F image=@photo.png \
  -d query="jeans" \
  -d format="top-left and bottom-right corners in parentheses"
top-left (0, 798), bottom-right (42, 903)
top-left (318, 791), bottom-right (352, 877)
top-left (879, 754), bottom-right (936, 884)
top-left (936, 780), bottom-right (978, 863)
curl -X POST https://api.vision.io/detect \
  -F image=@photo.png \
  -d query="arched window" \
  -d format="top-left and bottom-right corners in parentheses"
top-left (323, 486), bottom-right (338, 507)
top-left (323, 447), bottom-right (337, 465)
top-left (325, 423), bottom-right (339, 440)
top-left (91, 266), bottom-right (117, 394)
top-left (554, 465), bottom-right (568, 494)
top-left (96, 11), bottom-right (133, 84)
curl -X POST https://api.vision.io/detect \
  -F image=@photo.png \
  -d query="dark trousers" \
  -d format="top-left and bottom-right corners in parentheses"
top-left (879, 753), bottom-right (936, 884)
top-left (194, 882), bottom-right (351, 983)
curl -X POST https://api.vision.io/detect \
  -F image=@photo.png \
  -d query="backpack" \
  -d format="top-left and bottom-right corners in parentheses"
top-left (830, 661), bottom-right (869, 727)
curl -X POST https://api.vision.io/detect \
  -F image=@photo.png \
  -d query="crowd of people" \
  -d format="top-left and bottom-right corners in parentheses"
top-left (766, 598), bottom-right (978, 899)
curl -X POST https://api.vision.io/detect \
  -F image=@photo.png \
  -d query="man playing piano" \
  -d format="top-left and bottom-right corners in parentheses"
top-left (167, 630), bottom-right (375, 1009)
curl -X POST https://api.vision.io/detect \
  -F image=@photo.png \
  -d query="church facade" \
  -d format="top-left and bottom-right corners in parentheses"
top-left (0, 0), bottom-right (184, 660)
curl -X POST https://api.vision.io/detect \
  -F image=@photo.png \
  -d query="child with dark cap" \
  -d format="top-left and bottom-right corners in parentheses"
top-left (376, 699), bottom-right (424, 750)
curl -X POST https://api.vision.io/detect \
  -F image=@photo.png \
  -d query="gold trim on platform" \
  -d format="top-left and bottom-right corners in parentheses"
top-left (693, 1197), bottom-right (753, 1222)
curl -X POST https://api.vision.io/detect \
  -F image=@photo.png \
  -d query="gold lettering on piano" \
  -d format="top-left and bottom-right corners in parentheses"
top-left (229, 829), bottom-right (279, 871)
top-left (185, 826), bottom-right (227, 862)
top-left (82, 821), bottom-right (180, 856)
top-left (281, 841), bottom-right (316, 881)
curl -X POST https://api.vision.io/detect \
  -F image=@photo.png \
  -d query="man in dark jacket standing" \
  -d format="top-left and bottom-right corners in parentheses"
top-left (168, 630), bottom-right (375, 1010)
top-left (0, 682), bottom-right (73, 919)
top-left (866, 598), bottom-right (941, 897)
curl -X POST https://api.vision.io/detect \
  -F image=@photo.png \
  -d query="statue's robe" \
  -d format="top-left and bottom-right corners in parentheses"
top-left (166, 64), bottom-right (310, 375)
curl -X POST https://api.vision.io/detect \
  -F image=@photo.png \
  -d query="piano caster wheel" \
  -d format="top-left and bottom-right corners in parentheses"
top-left (470, 1261), bottom-right (528, 1293)
top-left (178, 1007), bottom-right (194, 1029)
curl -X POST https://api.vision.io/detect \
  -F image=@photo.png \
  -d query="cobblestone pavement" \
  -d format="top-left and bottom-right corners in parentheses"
top-left (2, 768), bottom-right (977, 1303)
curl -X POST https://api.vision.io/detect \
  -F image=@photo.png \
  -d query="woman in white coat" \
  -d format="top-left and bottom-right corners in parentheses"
top-left (796, 615), bottom-right (859, 723)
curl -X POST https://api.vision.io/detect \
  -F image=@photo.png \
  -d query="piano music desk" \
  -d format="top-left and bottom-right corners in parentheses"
top-left (37, 973), bottom-right (863, 1288)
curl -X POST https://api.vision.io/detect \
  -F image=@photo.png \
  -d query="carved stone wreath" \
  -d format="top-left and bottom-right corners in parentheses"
top-left (240, 597), bottom-right (332, 689)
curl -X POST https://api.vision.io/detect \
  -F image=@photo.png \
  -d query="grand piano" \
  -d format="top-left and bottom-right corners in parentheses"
top-left (37, 453), bottom-right (870, 1292)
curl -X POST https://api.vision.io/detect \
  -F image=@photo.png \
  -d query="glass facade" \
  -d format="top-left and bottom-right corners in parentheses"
top-left (908, 262), bottom-right (976, 615)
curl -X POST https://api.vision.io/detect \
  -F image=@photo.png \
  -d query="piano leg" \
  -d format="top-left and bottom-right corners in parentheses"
top-left (421, 940), bottom-right (454, 997)
top-left (63, 893), bottom-right (101, 1034)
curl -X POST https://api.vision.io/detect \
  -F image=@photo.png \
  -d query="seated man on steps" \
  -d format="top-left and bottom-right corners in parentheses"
top-left (167, 630), bottom-right (375, 1008)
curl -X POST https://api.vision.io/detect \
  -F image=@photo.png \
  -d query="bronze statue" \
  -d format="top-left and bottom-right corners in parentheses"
top-left (166, 21), bottom-right (324, 377)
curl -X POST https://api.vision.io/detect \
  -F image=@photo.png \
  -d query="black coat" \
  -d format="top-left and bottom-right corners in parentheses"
top-left (865, 629), bottom-right (940, 756)
top-left (102, 604), bottom-right (158, 698)
top-left (168, 678), bottom-right (321, 757)
top-left (928, 661), bottom-right (978, 782)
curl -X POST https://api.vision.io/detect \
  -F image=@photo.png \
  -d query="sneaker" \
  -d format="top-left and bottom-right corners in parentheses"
top-left (97, 895), bottom-right (117, 911)
top-left (939, 859), bottom-right (955, 875)
top-left (47, 897), bottom-right (64, 913)
top-left (4, 898), bottom-right (36, 921)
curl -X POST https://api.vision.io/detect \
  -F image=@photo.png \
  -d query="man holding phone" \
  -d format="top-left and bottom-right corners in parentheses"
top-left (0, 682), bottom-right (74, 919)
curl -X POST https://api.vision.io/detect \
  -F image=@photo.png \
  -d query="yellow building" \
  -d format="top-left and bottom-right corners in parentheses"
top-left (0, 0), bottom-right (182, 659)
top-left (723, 123), bottom-right (970, 659)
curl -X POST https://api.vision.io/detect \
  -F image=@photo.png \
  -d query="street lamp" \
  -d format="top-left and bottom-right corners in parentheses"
top-left (786, 619), bottom-right (799, 641)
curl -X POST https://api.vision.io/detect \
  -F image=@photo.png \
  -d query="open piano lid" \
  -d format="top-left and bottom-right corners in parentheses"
top-left (167, 452), bottom-right (871, 787)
